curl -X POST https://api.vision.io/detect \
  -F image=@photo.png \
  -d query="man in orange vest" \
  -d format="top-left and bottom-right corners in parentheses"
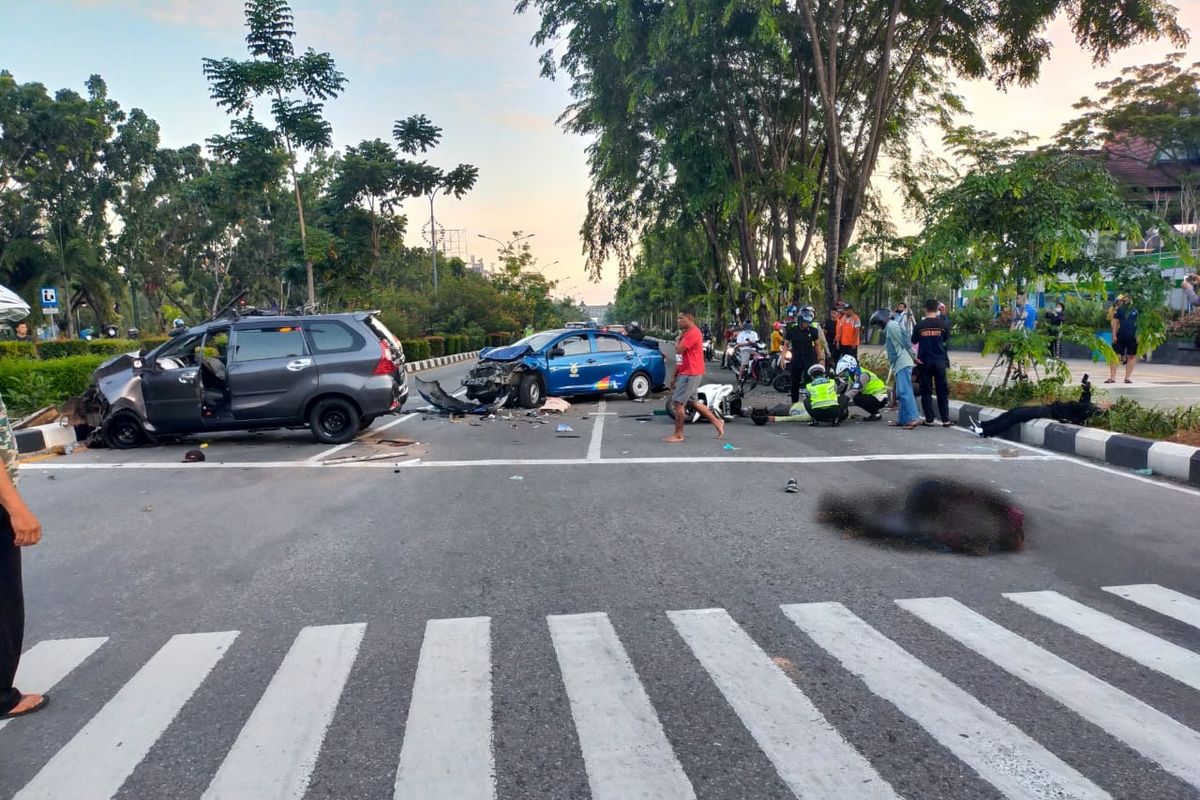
top-left (834, 302), bottom-right (861, 361)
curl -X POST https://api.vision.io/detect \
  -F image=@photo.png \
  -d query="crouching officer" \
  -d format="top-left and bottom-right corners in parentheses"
top-left (803, 363), bottom-right (848, 426)
top-left (835, 355), bottom-right (887, 421)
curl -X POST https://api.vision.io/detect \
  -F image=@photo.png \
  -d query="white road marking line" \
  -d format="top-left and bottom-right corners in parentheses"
top-left (587, 400), bottom-right (606, 461)
top-left (202, 624), bottom-right (366, 800)
top-left (15, 631), bottom-right (238, 800)
top-left (668, 608), bottom-right (899, 799)
top-left (547, 613), bottom-right (695, 800)
top-left (949, 425), bottom-right (1200, 498)
top-left (307, 413), bottom-right (416, 462)
top-left (1004, 591), bottom-right (1200, 692)
top-left (0, 638), bottom-right (107, 733)
top-left (1102, 584), bottom-right (1200, 630)
top-left (783, 602), bottom-right (1110, 800)
top-left (898, 597), bottom-right (1200, 791)
top-left (32, 453), bottom-right (1060, 471)
top-left (394, 617), bottom-right (494, 800)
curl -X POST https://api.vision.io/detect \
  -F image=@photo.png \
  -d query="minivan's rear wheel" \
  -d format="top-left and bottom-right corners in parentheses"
top-left (626, 371), bottom-right (652, 400)
top-left (309, 398), bottom-right (361, 444)
top-left (518, 374), bottom-right (544, 408)
top-left (102, 414), bottom-right (147, 450)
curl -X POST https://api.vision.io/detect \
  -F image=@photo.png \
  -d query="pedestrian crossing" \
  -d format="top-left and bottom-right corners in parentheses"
top-left (3, 583), bottom-right (1198, 800)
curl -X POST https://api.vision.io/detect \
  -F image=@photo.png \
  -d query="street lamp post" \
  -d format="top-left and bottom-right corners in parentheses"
top-left (477, 232), bottom-right (535, 259)
top-left (429, 189), bottom-right (441, 294)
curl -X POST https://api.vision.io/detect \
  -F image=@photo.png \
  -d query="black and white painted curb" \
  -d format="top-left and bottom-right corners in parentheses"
top-left (404, 350), bottom-right (479, 373)
top-left (948, 399), bottom-right (1200, 486)
top-left (16, 422), bottom-right (79, 455)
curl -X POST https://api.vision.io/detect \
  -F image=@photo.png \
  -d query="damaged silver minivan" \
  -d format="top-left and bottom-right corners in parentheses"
top-left (80, 312), bottom-right (408, 448)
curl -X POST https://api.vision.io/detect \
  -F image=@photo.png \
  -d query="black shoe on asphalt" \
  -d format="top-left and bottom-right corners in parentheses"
top-left (785, 479), bottom-right (799, 494)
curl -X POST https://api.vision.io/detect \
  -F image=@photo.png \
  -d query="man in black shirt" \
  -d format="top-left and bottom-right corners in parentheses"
top-left (782, 307), bottom-right (823, 403)
top-left (912, 298), bottom-right (952, 426)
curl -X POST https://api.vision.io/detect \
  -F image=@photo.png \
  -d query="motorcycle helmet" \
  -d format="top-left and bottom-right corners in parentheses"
top-left (172, 317), bottom-right (186, 329)
top-left (799, 306), bottom-right (816, 323)
top-left (127, 328), bottom-right (140, 339)
top-left (78, 327), bottom-right (94, 341)
top-left (869, 308), bottom-right (891, 329)
top-left (807, 363), bottom-right (826, 379)
top-left (785, 304), bottom-right (798, 318)
top-left (773, 321), bottom-right (783, 331)
top-left (835, 354), bottom-right (858, 377)
top-left (742, 319), bottom-right (753, 330)
top-left (103, 324), bottom-right (119, 339)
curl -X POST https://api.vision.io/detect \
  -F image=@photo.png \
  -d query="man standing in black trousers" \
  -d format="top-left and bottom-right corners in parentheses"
top-left (0, 389), bottom-right (46, 720)
top-left (912, 298), bottom-right (953, 426)
top-left (782, 306), bottom-right (824, 404)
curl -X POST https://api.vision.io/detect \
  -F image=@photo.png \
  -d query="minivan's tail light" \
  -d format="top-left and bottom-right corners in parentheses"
top-left (373, 339), bottom-right (397, 375)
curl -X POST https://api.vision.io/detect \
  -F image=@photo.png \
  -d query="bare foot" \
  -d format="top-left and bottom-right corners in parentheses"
top-left (3, 693), bottom-right (47, 718)
top-left (662, 435), bottom-right (685, 444)
top-left (713, 419), bottom-right (725, 439)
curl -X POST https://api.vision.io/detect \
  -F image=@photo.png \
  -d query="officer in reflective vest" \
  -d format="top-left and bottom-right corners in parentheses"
top-left (803, 363), bottom-right (848, 426)
top-left (835, 354), bottom-right (887, 420)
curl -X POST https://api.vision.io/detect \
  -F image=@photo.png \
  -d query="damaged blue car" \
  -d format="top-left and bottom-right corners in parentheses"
top-left (461, 329), bottom-right (667, 408)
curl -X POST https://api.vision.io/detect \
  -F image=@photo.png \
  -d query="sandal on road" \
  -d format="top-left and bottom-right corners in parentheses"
top-left (2, 693), bottom-right (48, 719)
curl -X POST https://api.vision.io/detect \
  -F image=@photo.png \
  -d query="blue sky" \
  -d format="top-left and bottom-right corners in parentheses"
top-left (1, 0), bottom-right (606, 301)
top-left (3, 1), bottom-right (1199, 305)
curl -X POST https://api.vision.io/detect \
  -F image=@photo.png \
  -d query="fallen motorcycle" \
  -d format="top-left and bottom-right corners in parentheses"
top-left (663, 382), bottom-right (742, 423)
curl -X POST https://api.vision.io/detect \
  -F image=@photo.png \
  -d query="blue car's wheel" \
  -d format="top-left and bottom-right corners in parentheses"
top-left (626, 371), bottom-right (652, 400)
top-left (518, 374), bottom-right (544, 408)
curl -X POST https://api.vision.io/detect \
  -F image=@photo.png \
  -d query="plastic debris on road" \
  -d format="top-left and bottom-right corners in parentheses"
top-left (555, 424), bottom-right (574, 433)
top-left (1135, 467), bottom-right (1154, 476)
top-left (510, 475), bottom-right (524, 480)
top-left (723, 443), bottom-right (737, 450)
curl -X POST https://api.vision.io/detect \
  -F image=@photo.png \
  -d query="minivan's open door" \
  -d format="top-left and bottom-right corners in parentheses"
top-left (141, 332), bottom-right (204, 432)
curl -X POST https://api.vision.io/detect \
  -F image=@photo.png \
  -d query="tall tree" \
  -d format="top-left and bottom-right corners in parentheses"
top-left (203, 0), bottom-right (346, 311)
top-left (326, 139), bottom-right (403, 276)
top-left (391, 114), bottom-right (479, 293)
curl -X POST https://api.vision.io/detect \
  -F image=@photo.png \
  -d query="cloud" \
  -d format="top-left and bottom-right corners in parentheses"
top-left (304, 1), bottom-right (533, 68)
top-left (65, 0), bottom-right (244, 29)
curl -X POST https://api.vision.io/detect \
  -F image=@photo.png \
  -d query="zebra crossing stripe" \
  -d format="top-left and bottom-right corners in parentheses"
top-left (547, 613), bottom-right (695, 800)
top-left (15, 631), bottom-right (238, 800)
top-left (668, 608), bottom-right (900, 800)
top-left (783, 602), bottom-right (1110, 800)
top-left (1102, 584), bottom-right (1200, 631)
top-left (0, 638), bottom-right (107, 734)
top-left (202, 623), bottom-right (366, 800)
top-left (393, 617), bottom-right (494, 800)
top-left (1005, 591), bottom-right (1200, 692)
top-left (898, 597), bottom-right (1200, 791)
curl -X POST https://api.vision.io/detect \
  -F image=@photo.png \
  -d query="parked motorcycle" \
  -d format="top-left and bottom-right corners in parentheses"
top-left (704, 336), bottom-right (716, 362)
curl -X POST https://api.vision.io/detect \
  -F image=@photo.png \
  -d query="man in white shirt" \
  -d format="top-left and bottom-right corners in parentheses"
top-left (734, 320), bottom-right (759, 346)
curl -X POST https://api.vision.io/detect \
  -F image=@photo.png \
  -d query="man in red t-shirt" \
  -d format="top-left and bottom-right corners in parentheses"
top-left (665, 309), bottom-right (725, 443)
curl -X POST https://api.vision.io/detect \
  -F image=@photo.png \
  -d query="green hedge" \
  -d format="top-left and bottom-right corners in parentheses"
top-left (402, 339), bottom-right (430, 362)
top-left (425, 336), bottom-right (446, 357)
top-left (0, 356), bottom-right (108, 416)
top-left (0, 341), bottom-right (37, 360)
top-left (486, 332), bottom-right (514, 348)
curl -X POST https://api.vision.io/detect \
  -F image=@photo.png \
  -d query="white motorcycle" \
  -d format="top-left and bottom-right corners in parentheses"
top-left (664, 382), bottom-right (741, 424)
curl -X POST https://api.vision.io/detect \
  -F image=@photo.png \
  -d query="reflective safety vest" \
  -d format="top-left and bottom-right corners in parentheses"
top-left (806, 377), bottom-right (840, 409)
top-left (860, 368), bottom-right (886, 398)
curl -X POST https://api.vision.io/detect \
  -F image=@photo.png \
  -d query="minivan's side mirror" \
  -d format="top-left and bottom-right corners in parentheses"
top-left (548, 347), bottom-right (565, 359)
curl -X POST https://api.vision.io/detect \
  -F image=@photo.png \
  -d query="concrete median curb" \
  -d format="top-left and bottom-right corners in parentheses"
top-left (949, 399), bottom-right (1200, 486)
top-left (16, 421), bottom-right (79, 455)
top-left (404, 350), bottom-right (479, 373)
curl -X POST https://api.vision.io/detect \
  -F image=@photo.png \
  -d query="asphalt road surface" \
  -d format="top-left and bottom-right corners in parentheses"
top-left (3, 359), bottom-right (1199, 800)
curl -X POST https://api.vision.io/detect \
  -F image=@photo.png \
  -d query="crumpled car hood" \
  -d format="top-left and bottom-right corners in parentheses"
top-left (479, 344), bottom-right (533, 362)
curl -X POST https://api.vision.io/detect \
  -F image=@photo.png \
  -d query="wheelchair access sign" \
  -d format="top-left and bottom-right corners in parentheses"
top-left (40, 287), bottom-right (59, 313)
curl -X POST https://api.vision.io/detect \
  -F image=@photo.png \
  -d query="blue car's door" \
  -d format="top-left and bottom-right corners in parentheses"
top-left (588, 333), bottom-right (636, 393)
top-left (544, 332), bottom-right (594, 394)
